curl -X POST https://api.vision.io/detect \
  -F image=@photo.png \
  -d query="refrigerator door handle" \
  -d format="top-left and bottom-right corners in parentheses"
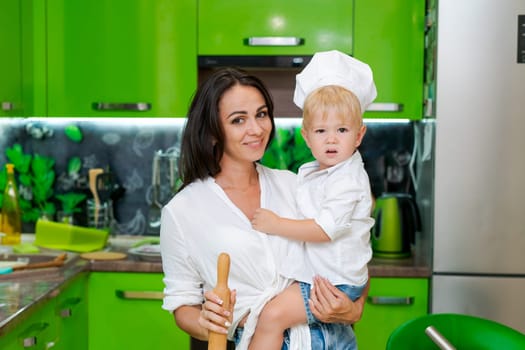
top-left (367, 296), bottom-right (415, 305)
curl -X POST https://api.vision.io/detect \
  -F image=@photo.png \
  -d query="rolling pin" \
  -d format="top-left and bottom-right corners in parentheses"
top-left (208, 253), bottom-right (231, 350)
top-left (13, 253), bottom-right (67, 271)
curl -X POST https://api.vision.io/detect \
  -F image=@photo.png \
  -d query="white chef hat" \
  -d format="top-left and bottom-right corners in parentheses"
top-left (293, 50), bottom-right (377, 113)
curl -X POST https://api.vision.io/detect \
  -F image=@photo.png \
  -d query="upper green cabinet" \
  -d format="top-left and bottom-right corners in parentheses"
top-left (354, 0), bottom-right (425, 119)
top-left (0, 0), bottom-right (23, 116)
top-left (198, 0), bottom-right (353, 58)
top-left (46, 0), bottom-right (197, 117)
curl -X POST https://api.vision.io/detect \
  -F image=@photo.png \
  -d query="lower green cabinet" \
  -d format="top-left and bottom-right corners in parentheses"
top-left (354, 277), bottom-right (429, 350)
top-left (55, 272), bottom-right (89, 350)
top-left (4, 298), bottom-right (58, 350)
top-left (88, 272), bottom-right (189, 350)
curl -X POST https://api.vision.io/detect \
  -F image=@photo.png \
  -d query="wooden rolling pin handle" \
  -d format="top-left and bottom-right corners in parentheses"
top-left (13, 253), bottom-right (67, 271)
top-left (208, 253), bottom-right (231, 350)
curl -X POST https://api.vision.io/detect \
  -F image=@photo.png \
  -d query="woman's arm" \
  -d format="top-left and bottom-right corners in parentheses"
top-left (174, 290), bottom-right (237, 341)
top-left (308, 276), bottom-right (369, 324)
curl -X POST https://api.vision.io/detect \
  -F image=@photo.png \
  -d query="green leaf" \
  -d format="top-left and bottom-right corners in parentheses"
top-left (56, 192), bottom-right (87, 214)
top-left (64, 124), bottom-right (83, 143)
top-left (31, 155), bottom-right (55, 177)
top-left (22, 208), bottom-right (41, 222)
top-left (67, 157), bottom-right (82, 175)
top-left (19, 199), bottom-right (32, 210)
top-left (6, 144), bottom-right (31, 173)
top-left (19, 174), bottom-right (32, 187)
top-left (42, 202), bottom-right (56, 216)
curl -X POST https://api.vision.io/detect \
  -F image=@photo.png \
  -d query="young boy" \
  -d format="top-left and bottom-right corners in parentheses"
top-left (249, 50), bottom-right (376, 350)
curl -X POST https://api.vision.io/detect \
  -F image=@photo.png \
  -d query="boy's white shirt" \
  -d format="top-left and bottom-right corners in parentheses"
top-left (280, 150), bottom-right (374, 286)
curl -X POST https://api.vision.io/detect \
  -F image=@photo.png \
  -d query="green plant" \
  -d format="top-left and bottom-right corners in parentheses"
top-left (56, 192), bottom-right (87, 215)
top-left (261, 127), bottom-right (314, 173)
top-left (5, 144), bottom-right (56, 222)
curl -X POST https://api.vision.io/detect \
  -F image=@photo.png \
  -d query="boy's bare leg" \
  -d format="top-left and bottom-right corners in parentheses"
top-left (249, 282), bottom-right (307, 350)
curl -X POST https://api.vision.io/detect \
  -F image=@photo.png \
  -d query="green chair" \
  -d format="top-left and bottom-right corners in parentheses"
top-left (386, 313), bottom-right (525, 350)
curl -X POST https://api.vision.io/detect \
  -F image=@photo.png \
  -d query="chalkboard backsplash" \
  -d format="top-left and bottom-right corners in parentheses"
top-left (0, 118), bottom-right (415, 236)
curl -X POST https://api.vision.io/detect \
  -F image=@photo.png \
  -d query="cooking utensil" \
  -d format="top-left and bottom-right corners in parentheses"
top-left (89, 168), bottom-right (104, 226)
top-left (371, 193), bottom-right (421, 258)
top-left (147, 151), bottom-right (163, 232)
top-left (13, 253), bottom-right (67, 271)
top-left (147, 148), bottom-right (180, 234)
top-left (96, 172), bottom-right (115, 204)
top-left (208, 253), bottom-right (231, 350)
top-left (425, 326), bottom-right (456, 350)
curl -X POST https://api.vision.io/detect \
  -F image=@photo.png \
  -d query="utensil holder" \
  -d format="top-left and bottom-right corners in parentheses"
top-left (87, 198), bottom-right (113, 231)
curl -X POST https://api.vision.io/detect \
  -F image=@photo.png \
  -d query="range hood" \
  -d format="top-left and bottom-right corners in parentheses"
top-left (198, 55), bottom-right (313, 69)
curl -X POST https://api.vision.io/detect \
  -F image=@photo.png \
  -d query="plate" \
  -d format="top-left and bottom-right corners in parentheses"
top-left (128, 244), bottom-right (161, 262)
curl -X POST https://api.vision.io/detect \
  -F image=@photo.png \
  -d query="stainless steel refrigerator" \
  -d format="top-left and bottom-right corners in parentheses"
top-left (431, 0), bottom-right (525, 333)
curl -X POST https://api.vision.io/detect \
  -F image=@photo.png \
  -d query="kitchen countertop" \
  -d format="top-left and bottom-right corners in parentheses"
top-left (0, 237), bottom-right (431, 336)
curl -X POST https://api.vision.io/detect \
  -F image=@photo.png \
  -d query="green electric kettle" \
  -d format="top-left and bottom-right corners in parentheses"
top-left (371, 193), bottom-right (421, 258)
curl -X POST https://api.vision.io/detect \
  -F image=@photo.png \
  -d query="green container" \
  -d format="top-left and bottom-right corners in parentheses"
top-left (34, 219), bottom-right (109, 252)
top-left (387, 313), bottom-right (525, 350)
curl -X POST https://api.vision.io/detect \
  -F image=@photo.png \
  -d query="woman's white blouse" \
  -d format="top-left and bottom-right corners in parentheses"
top-left (160, 164), bottom-right (298, 343)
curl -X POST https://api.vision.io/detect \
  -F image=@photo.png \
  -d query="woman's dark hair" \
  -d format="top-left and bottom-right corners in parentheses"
top-left (178, 68), bottom-right (275, 190)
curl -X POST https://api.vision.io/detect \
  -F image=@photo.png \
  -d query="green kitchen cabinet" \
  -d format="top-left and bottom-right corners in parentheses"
top-left (198, 0), bottom-right (353, 60)
top-left (55, 272), bottom-right (88, 350)
top-left (88, 272), bottom-right (190, 350)
top-left (0, 326), bottom-right (18, 350)
top-left (4, 297), bottom-right (59, 350)
top-left (0, 273), bottom-right (88, 350)
top-left (354, 0), bottom-right (425, 119)
top-left (45, 0), bottom-right (197, 117)
top-left (0, 0), bottom-right (23, 116)
top-left (354, 277), bottom-right (429, 350)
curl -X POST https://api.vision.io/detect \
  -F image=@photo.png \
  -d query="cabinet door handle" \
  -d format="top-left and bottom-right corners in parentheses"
top-left (21, 322), bottom-right (50, 348)
top-left (58, 297), bottom-right (81, 318)
top-left (92, 102), bottom-right (151, 111)
top-left (366, 103), bottom-right (403, 112)
top-left (115, 290), bottom-right (164, 300)
top-left (367, 296), bottom-right (414, 305)
top-left (245, 37), bottom-right (305, 46)
top-left (2, 101), bottom-right (14, 111)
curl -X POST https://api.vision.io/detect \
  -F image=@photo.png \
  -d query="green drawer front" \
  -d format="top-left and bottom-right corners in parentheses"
top-left (354, 277), bottom-right (429, 350)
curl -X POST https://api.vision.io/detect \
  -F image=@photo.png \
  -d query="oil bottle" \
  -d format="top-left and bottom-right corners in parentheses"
top-left (1, 163), bottom-right (22, 245)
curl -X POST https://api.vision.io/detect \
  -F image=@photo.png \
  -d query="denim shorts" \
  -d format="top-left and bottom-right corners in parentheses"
top-left (233, 282), bottom-right (365, 349)
top-left (233, 322), bottom-right (358, 350)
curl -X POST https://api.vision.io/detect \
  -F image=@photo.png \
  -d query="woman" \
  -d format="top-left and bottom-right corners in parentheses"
top-left (160, 67), bottom-right (368, 349)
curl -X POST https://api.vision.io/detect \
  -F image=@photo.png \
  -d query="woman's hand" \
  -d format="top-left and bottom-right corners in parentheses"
top-left (198, 289), bottom-right (237, 336)
top-left (308, 276), bottom-right (369, 324)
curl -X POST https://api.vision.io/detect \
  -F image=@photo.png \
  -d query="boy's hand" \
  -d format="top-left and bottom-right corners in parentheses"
top-left (251, 208), bottom-right (280, 234)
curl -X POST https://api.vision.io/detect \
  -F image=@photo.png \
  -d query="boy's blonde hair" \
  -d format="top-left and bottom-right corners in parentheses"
top-left (302, 85), bottom-right (362, 129)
